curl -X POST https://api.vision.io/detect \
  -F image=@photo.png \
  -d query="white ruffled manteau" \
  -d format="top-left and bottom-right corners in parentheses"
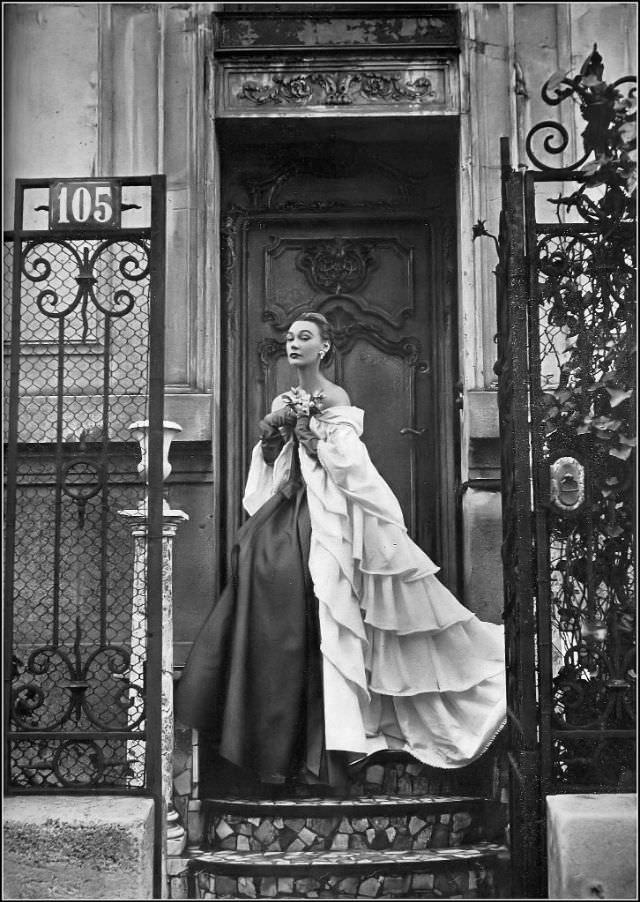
top-left (244, 405), bottom-right (506, 769)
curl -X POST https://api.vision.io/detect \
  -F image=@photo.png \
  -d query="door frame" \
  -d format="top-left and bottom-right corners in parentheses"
top-left (218, 181), bottom-right (461, 596)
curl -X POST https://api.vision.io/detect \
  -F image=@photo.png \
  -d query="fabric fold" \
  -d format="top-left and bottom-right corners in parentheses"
top-left (299, 405), bottom-right (507, 767)
top-left (237, 403), bottom-right (507, 769)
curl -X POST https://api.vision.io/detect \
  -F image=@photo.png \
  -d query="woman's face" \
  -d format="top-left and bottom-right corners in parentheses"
top-left (286, 320), bottom-right (328, 367)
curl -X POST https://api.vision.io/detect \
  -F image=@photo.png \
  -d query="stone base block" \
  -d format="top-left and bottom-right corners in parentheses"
top-left (3, 795), bottom-right (155, 900)
top-left (547, 793), bottom-right (637, 899)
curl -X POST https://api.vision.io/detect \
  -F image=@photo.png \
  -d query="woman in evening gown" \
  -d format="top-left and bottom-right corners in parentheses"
top-left (175, 311), bottom-right (506, 789)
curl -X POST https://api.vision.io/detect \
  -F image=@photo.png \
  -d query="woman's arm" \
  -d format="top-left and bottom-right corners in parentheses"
top-left (259, 402), bottom-right (296, 464)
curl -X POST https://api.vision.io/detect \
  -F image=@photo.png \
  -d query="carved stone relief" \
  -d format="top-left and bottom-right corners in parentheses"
top-left (217, 60), bottom-right (456, 117)
top-left (237, 71), bottom-right (436, 107)
top-left (296, 239), bottom-right (377, 296)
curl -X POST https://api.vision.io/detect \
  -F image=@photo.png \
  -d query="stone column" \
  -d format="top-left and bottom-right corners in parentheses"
top-left (119, 421), bottom-right (189, 886)
top-left (120, 507), bottom-right (189, 854)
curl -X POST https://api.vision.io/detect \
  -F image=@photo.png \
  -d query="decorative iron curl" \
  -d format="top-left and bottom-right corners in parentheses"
top-left (21, 239), bottom-right (85, 283)
top-left (12, 646), bottom-right (76, 730)
top-left (525, 121), bottom-right (590, 172)
top-left (117, 248), bottom-right (150, 282)
top-left (82, 645), bottom-right (141, 730)
top-left (11, 683), bottom-right (47, 730)
top-left (525, 45), bottom-right (636, 173)
top-left (22, 238), bottom-right (149, 322)
top-left (35, 289), bottom-right (71, 318)
top-left (21, 250), bottom-right (54, 282)
top-left (52, 738), bottom-right (105, 787)
top-left (11, 618), bottom-right (142, 733)
top-left (93, 288), bottom-right (136, 317)
top-left (28, 644), bottom-right (75, 678)
top-left (89, 238), bottom-right (149, 315)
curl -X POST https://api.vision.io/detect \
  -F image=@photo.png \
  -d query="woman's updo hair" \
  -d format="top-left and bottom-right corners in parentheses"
top-left (292, 310), bottom-right (335, 367)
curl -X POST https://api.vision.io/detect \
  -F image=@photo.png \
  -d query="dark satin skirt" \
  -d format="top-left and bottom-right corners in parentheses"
top-left (175, 474), bottom-right (333, 785)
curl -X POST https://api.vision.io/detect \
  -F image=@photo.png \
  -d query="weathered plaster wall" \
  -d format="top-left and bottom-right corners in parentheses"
top-left (3, 3), bottom-right (99, 225)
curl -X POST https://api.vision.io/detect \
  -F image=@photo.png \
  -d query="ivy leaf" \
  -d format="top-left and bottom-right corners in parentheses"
top-left (547, 69), bottom-right (570, 92)
top-left (472, 219), bottom-right (489, 240)
top-left (619, 121), bottom-right (637, 145)
top-left (581, 160), bottom-right (602, 176)
top-left (593, 416), bottom-right (622, 430)
top-left (609, 445), bottom-right (633, 460)
top-left (606, 387), bottom-right (633, 407)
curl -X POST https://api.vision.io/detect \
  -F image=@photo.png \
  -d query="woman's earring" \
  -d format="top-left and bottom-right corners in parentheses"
top-left (319, 350), bottom-right (325, 359)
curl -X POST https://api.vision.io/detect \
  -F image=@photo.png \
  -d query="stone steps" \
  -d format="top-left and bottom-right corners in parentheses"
top-left (170, 843), bottom-right (509, 898)
top-left (204, 795), bottom-right (502, 854)
top-left (167, 792), bottom-right (510, 898)
top-left (168, 748), bottom-right (511, 897)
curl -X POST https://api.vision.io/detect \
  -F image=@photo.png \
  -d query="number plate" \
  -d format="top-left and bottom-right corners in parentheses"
top-left (49, 179), bottom-right (121, 229)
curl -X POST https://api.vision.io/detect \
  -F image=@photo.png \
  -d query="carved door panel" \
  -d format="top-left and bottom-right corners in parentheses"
top-left (223, 210), bottom-right (460, 591)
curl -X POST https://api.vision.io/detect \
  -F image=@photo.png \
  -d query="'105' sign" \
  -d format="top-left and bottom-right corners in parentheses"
top-left (49, 180), bottom-right (121, 229)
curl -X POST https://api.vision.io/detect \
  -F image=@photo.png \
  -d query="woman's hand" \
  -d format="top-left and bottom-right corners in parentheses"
top-left (294, 414), bottom-right (319, 457)
top-left (262, 406), bottom-right (297, 441)
top-left (263, 407), bottom-right (297, 430)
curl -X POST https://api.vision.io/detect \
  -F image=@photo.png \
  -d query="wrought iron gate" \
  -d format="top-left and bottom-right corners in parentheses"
top-left (494, 51), bottom-right (636, 897)
top-left (4, 176), bottom-right (166, 806)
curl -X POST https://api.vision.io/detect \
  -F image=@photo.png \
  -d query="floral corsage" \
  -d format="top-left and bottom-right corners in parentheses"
top-left (281, 387), bottom-right (325, 418)
top-left (281, 388), bottom-right (323, 457)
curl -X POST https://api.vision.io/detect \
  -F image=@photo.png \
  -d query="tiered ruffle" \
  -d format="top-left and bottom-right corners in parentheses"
top-left (244, 405), bottom-right (506, 769)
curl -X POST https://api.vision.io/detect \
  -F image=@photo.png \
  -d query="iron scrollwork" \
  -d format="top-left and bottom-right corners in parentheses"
top-left (11, 617), bottom-right (144, 734)
top-left (525, 44), bottom-right (636, 176)
top-left (524, 48), bottom-right (636, 791)
top-left (22, 239), bottom-right (150, 341)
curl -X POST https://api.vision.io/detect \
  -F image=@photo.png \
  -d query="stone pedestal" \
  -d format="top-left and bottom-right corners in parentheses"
top-left (547, 793), bottom-right (637, 899)
top-left (3, 796), bottom-right (155, 900)
top-left (119, 504), bottom-right (189, 880)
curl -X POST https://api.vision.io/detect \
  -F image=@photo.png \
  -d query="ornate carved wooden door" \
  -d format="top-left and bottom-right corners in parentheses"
top-left (221, 131), bottom-right (460, 592)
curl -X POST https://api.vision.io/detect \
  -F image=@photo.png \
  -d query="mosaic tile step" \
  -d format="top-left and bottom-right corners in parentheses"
top-left (203, 794), bottom-right (488, 816)
top-left (184, 842), bottom-right (508, 877)
top-left (168, 844), bottom-right (510, 899)
top-left (203, 795), bottom-right (506, 854)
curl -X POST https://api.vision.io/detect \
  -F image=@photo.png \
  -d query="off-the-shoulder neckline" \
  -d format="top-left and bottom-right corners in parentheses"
top-left (315, 405), bottom-right (363, 415)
